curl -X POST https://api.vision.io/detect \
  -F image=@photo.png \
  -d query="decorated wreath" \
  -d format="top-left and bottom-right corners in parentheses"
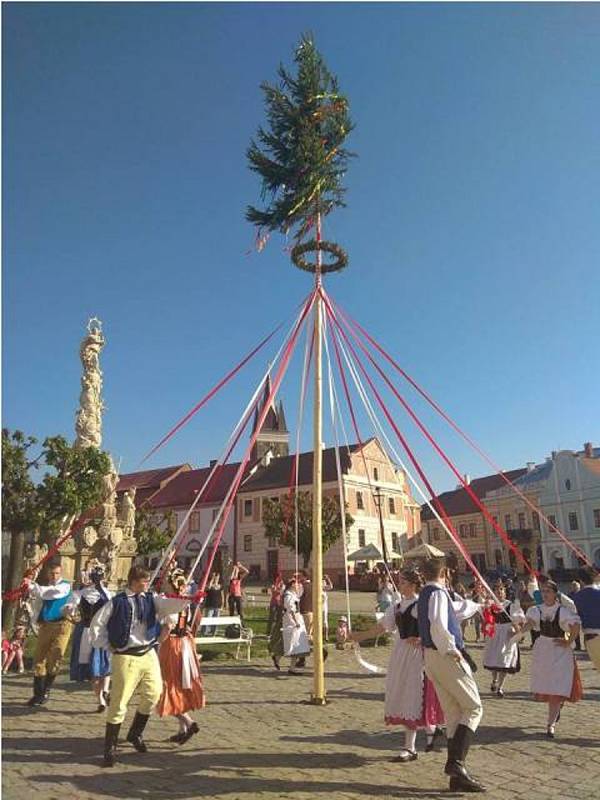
top-left (290, 239), bottom-right (349, 274)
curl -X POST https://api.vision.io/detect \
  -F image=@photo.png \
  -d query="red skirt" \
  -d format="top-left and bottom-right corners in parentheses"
top-left (385, 677), bottom-right (445, 730)
top-left (157, 633), bottom-right (205, 717)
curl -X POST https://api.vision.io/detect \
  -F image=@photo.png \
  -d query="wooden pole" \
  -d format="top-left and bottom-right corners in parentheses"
top-left (311, 210), bottom-right (326, 705)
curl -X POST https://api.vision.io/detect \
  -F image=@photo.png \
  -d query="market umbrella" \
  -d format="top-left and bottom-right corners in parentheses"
top-left (401, 542), bottom-right (446, 560)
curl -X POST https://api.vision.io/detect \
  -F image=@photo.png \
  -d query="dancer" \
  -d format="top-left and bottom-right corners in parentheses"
top-left (199, 572), bottom-right (223, 637)
top-left (23, 559), bottom-right (73, 707)
top-left (157, 568), bottom-right (205, 745)
top-left (90, 564), bottom-right (191, 767)
top-left (266, 574), bottom-right (284, 637)
top-left (69, 563), bottom-right (113, 711)
top-left (572, 568), bottom-right (600, 671)
top-left (282, 577), bottom-right (310, 675)
top-left (350, 568), bottom-right (444, 761)
top-left (516, 580), bottom-right (582, 738)
top-left (483, 584), bottom-right (525, 697)
top-left (299, 569), bottom-right (314, 640)
top-left (322, 574), bottom-right (334, 641)
top-left (2, 630), bottom-right (12, 671)
top-left (417, 558), bottom-right (484, 793)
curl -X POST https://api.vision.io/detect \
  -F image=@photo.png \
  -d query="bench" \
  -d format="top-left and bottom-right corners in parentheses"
top-left (194, 615), bottom-right (253, 662)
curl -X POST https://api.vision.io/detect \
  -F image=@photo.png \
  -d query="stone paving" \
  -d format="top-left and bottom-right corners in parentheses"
top-left (2, 639), bottom-right (599, 800)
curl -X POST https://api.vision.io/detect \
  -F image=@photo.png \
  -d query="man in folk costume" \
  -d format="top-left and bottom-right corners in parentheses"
top-left (417, 558), bottom-right (485, 793)
top-left (572, 567), bottom-right (600, 673)
top-left (23, 559), bottom-right (73, 707)
top-left (90, 565), bottom-right (190, 767)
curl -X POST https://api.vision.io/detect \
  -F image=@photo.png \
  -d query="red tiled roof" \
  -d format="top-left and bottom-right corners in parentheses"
top-left (239, 443), bottom-right (363, 493)
top-left (117, 464), bottom-right (191, 492)
top-left (421, 469), bottom-right (528, 520)
top-left (145, 463), bottom-right (243, 508)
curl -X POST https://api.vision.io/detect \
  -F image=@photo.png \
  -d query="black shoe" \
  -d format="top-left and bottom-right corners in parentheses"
top-left (287, 668), bottom-right (301, 675)
top-left (392, 749), bottom-right (417, 763)
top-left (449, 774), bottom-right (486, 792)
top-left (271, 655), bottom-right (281, 671)
top-left (27, 675), bottom-right (46, 707)
top-left (425, 727), bottom-right (443, 753)
top-left (296, 656), bottom-right (306, 668)
top-left (178, 722), bottom-right (199, 744)
top-left (168, 731), bottom-right (186, 744)
top-left (97, 704), bottom-right (107, 713)
top-left (40, 673), bottom-right (56, 705)
top-left (103, 722), bottom-right (121, 767)
top-left (323, 647), bottom-right (329, 662)
top-left (126, 712), bottom-right (150, 753)
top-left (497, 688), bottom-right (505, 698)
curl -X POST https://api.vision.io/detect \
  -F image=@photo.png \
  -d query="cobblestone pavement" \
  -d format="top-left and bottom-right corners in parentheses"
top-left (2, 641), bottom-right (599, 800)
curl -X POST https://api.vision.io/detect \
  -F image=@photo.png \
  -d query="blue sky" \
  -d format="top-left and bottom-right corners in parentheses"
top-left (3, 2), bottom-right (599, 495)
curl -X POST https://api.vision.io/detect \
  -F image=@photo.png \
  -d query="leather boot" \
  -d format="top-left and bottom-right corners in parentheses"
top-left (27, 675), bottom-right (46, 707)
top-left (103, 722), bottom-right (121, 767)
top-left (40, 673), bottom-right (56, 704)
top-left (126, 712), bottom-right (150, 753)
top-left (445, 724), bottom-right (485, 792)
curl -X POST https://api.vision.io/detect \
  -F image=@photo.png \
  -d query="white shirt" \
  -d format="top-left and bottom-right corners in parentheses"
top-left (28, 579), bottom-right (72, 626)
top-left (426, 582), bottom-right (461, 656)
top-left (90, 591), bottom-right (189, 652)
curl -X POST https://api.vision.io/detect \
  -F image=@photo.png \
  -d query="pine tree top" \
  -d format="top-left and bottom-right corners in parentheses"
top-left (246, 35), bottom-right (354, 248)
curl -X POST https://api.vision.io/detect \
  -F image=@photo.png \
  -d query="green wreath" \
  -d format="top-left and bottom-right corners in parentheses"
top-left (290, 239), bottom-right (349, 274)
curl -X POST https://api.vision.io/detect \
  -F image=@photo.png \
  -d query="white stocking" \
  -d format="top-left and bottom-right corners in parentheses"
top-left (404, 729), bottom-right (417, 753)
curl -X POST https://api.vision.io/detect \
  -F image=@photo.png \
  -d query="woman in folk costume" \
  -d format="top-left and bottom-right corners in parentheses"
top-left (69, 563), bottom-right (113, 712)
top-left (157, 568), bottom-right (205, 744)
top-left (350, 568), bottom-right (444, 762)
top-left (514, 579), bottom-right (582, 738)
top-left (482, 583), bottom-right (525, 697)
top-left (282, 577), bottom-right (310, 675)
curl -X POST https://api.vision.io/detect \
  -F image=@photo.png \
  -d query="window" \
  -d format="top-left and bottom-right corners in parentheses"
top-left (518, 512), bottom-right (526, 530)
top-left (373, 468), bottom-right (379, 481)
top-left (459, 524), bottom-right (467, 538)
top-left (504, 514), bottom-right (511, 531)
top-left (565, 479), bottom-right (571, 490)
top-left (593, 509), bottom-right (600, 528)
top-left (356, 491), bottom-right (364, 510)
top-left (243, 535), bottom-right (252, 552)
top-left (391, 532), bottom-right (399, 551)
top-left (358, 529), bottom-right (366, 548)
top-left (244, 500), bottom-right (253, 517)
top-left (548, 514), bottom-right (557, 531)
top-left (433, 527), bottom-right (440, 541)
top-left (533, 511), bottom-right (540, 531)
top-left (468, 523), bottom-right (476, 538)
top-left (568, 512), bottom-right (579, 531)
top-left (388, 497), bottom-right (396, 514)
top-left (267, 535), bottom-right (278, 548)
top-left (189, 512), bottom-right (200, 532)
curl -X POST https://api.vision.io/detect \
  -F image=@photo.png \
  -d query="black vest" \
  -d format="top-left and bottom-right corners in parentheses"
top-left (395, 600), bottom-right (419, 639)
top-left (539, 606), bottom-right (562, 638)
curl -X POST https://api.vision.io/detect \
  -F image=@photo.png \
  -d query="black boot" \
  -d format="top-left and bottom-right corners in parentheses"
top-left (27, 675), bottom-right (46, 707)
top-left (103, 722), bottom-right (121, 767)
top-left (444, 725), bottom-right (485, 792)
top-left (126, 712), bottom-right (150, 753)
top-left (40, 673), bottom-right (56, 704)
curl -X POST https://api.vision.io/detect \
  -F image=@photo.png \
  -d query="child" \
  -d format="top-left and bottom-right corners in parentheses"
top-left (3, 626), bottom-right (27, 674)
top-left (336, 616), bottom-right (349, 650)
top-left (2, 630), bottom-right (11, 671)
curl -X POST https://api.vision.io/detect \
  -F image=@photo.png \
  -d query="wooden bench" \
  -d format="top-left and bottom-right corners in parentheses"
top-left (194, 615), bottom-right (253, 662)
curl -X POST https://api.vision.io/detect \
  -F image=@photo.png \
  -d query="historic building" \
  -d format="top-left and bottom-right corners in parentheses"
top-left (422, 442), bottom-right (600, 575)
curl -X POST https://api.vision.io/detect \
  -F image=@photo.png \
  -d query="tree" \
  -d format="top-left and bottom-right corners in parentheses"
top-left (246, 34), bottom-right (354, 272)
top-left (2, 430), bottom-right (112, 626)
top-left (134, 507), bottom-right (176, 557)
top-left (263, 492), bottom-right (353, 569)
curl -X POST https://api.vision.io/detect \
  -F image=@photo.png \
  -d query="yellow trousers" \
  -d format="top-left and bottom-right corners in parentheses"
top-left (586, 636), bottom-right (600, 672)
top-left (107, 649), bottom-right (163, 725)
top-left (33, 620), bottom-right (72, 677)
top-left (424, 648), bottom-right (483, 739)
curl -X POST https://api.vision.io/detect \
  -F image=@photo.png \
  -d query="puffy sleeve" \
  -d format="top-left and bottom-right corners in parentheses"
top-left (510, 602), bottom-right (526, 625)
top-left (283, 592), bottom-right (296, 614)
top-left (380, 604), bottom-right (397, 634)
top-left (452, 596), bottom-right (481, 622)
top-left (89, 599), bottom-right (114, 650)
top-left (154, 594), bottom-right (191, 619)
top-left (559, 606), bottom-right (581, 632)
top-left (525, 605), bottom-right (541, 630)
top-left (160, 612), bottom-right (180, 628)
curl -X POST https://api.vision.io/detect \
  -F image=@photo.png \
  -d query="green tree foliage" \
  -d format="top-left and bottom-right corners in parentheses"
top-left (134, 506), bottom-right (176, 556)
top-left (262, 491), bottom-right (353, 569)
top-left (246, 34), bottom-right (353, 245)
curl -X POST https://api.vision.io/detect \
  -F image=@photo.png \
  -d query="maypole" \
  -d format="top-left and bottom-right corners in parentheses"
top-left (246, 34), bottom-right (354, 704)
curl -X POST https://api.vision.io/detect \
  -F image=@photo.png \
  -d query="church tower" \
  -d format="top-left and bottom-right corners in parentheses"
top-left (251, 374), bottom-right (290, 461)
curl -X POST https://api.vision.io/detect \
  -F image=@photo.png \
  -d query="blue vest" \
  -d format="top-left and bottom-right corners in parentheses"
top-left (573, 587), bottom-right (600, 629)
top-left (418, 584), bottom-right (464, 650)
top-left (39, 580), bottom-right (72, 622)
top-left (107, 591), bottom-right (160, 650)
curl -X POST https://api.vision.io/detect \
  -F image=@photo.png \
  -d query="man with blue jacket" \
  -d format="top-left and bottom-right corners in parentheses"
top-left (25, 559), bottom-right (73, 707)
top-left (90, 564), bottom-right (190, 767)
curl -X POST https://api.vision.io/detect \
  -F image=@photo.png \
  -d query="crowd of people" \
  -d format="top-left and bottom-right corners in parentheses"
top-left (5, 552), bottom-right (599, 789)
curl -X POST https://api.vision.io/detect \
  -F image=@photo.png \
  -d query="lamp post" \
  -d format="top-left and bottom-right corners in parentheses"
top-left (372, 487), bottom-right (389, 566)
